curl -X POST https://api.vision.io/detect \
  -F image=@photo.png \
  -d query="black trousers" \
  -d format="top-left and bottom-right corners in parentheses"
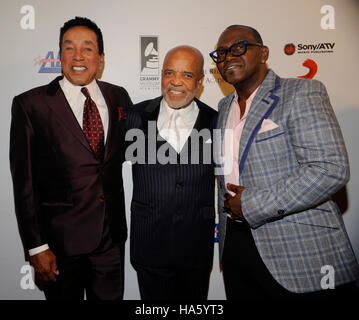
top-left (222, 217), bottom-right (358, 301)
top-left (43, 218), bottom-right (124, 301)
top-left (133, 263), bottom-right (212, 300)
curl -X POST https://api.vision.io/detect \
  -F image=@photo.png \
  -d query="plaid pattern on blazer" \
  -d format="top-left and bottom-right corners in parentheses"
top-left (217, 69), bottom-right (359, 293)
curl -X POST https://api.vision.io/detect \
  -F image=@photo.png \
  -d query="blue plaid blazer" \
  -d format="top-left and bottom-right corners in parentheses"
top-left (217, 69), bottom-right (359, 293)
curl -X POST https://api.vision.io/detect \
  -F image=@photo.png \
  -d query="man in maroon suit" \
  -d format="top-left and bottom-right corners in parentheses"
top-left (9, 17), bottom-right (132, 300)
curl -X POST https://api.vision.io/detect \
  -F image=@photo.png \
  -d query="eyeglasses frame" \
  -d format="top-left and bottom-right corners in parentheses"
top-left (209, 40), bottom-right (263, 63)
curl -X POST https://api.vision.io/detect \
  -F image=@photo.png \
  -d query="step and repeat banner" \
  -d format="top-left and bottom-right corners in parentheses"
top-left (1, 0), bottom-right (358, 299)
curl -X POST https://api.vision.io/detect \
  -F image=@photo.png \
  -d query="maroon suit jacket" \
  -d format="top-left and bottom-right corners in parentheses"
top-left (10, 76), bottom-right (132, 257)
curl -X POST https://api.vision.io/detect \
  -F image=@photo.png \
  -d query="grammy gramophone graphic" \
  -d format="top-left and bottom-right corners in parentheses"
top-left (140, 37), bottom-right (159, 76)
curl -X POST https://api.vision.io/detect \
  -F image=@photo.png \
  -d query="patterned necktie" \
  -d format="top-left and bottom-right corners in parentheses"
top-left (81, 87), bottom-right (105, 160)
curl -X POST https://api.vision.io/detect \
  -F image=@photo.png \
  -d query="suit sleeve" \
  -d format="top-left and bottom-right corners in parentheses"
top-left (117, 86), bottom-right (133, 142)
top-left (241, 80), bottom-right (349, 228)
top-left (119, 86), bottom-right (133, 108)
top-left (9, 96), bottom-right (46, 251)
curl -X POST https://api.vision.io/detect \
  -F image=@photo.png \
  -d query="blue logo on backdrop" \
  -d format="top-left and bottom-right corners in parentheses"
top-left (36, 51), bottom-right (61, 73)
top-left (214, 223), bottom-right (219, 243)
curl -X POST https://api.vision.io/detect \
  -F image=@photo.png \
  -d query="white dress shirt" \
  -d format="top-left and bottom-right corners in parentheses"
top-left (59, 77), bottom-right (109, 142)
top-left (157, 99), bottom-right (199, 153)
top-left (28, 77), bottom-right (109, 256)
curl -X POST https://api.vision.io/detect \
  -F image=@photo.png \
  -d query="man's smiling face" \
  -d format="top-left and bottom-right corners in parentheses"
top-left (161, 48), bottom-right (203, 109)
top-left (60, 26), bottom-right (104, 86)
top-left (216, 27), bottom-right (265, 88)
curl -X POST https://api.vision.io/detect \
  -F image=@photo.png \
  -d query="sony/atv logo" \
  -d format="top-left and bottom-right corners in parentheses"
top-left (297, 42), bottom-right (335, 52)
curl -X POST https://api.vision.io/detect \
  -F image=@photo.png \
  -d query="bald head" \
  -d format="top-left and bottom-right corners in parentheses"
top-left (163, 45), bottom-right (204, 78)
top-left (161, 45), bottom-right (204, 109)
top-left (222, 25), bottom-right (263, 45)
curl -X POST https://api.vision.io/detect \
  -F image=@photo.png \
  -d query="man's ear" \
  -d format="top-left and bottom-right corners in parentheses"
top-left (261, 46), bottom-right (269, 63)
top-left (198, 74), bottom-right (204, 85)
top-left (100, 53), bottom-right (105, 65)
top-left (97, 53), bottom-right (105, 79)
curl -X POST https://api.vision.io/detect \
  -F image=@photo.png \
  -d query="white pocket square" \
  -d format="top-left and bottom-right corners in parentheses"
top-left (205, 138), bottom-right (212, 144)
top-left (258, 119), bottom-right (279, 134)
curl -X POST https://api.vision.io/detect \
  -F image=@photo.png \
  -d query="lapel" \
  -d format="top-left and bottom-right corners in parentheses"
top-left (217, 93), bottom-right (235, 182)
top-left (45, 76), bottom-right (92, 153)
top-left (191, 98), bottom-right (210, 132)
top-left (141, 97), bottom-right (163, 162)
top-left (142, 96), bottom-right (162, 127)
top-left (218, 93), bottom-right (235, 143)
top-left (45, 77), bottom-right (118, 163)
top-left (97, 80), bottom-right (117, 163)
top-left (238, 69), bottom-right (281, 174)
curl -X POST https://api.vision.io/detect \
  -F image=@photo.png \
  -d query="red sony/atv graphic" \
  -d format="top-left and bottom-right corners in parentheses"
top-left (284, 43), bottom-right (295, 55)
top-left (297, 59), bottom-right (318, 79)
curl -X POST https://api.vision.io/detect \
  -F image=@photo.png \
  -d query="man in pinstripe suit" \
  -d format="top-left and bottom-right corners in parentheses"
top-left (125, 46), bottom-right (217, 300)
top-left (211, 25), bottom-right (359, 300)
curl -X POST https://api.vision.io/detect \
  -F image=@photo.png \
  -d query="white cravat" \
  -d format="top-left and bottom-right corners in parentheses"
top-left (157, 99), bottom-right (199, 153)
top-left (168, 111), bottom-right (180, 152)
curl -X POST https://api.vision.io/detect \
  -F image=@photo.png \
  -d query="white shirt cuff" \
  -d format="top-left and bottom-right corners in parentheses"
top-left (28, 244), bottom-right (49, 256)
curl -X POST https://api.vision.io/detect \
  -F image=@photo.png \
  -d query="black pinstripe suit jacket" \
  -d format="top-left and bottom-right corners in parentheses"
top-left (125, 96), bottom-right (217, 269)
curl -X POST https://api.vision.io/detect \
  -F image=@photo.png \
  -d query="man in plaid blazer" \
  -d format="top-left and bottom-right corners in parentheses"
top-left (212, 24), bottom-right (359, 299)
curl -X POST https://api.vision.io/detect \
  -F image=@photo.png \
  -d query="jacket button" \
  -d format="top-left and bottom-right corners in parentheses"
top-left (278, 209), bottom-right (285, 215)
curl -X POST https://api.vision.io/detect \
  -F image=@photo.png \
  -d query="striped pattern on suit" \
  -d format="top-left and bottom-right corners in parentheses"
top-left (125, 97), bottom-right (217, 269)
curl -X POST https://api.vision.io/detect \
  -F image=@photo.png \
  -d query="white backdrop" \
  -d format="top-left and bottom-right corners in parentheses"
top-left (0, 0), bottom-right (358, 299)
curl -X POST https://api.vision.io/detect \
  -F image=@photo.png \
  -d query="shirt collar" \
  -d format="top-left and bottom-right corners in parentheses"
top-left (232, 86), bottom-right (260, 121)
top-left (60, 76), bottom-right (98, 101)
top-left (234, 86), bottom-right (259, 105)
top-left (161, 98), bottom-right (198, 123)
